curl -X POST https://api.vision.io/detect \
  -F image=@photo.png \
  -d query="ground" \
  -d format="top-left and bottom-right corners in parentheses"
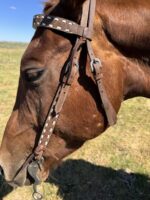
top-left (0, 42), bottom-right (150, 200)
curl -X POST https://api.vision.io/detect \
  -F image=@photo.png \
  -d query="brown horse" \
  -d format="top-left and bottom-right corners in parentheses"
top-left (0, 0), bottom-right (150, 188)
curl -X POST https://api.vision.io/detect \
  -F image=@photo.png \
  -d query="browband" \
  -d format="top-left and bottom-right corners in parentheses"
top-left (33, 14), bottom-right (92, 40)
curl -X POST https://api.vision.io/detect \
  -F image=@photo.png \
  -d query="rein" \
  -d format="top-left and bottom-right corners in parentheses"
top-left (14, 0), bottom-right (117, 199)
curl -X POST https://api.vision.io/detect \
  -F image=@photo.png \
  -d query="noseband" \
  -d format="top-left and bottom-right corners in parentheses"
top-left (14, 0), bottom-right (117, 199)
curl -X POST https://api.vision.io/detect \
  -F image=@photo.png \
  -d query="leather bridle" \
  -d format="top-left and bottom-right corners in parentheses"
top-left (12, 0), bottom-right (117, 199)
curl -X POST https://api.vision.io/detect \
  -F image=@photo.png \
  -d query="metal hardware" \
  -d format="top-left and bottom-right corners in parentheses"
top-left (28, 158), bottom-right (44, 200)
top-left (33, 191), bottom-right (43, 200)
top-left (90, 58), bottom-right (102, 73)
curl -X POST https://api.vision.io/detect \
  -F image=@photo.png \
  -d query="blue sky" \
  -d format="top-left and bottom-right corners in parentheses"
top-left (0, 0), bottom-right (43, 42)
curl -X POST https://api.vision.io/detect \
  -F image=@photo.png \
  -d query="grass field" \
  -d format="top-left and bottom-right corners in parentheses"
top-left (0, 42), bottom-right (150, 200)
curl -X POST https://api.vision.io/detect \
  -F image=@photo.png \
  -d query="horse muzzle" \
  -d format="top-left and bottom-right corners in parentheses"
top-left (0, 163), bottom-right (29, 188)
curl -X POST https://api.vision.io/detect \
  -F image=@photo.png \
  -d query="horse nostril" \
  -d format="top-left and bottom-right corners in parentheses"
top-left (0, 165), bottom-right (4, 177)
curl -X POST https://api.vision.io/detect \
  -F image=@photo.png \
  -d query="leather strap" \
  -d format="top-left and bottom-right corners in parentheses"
top-left (34, 38), bottom-right (84, 159)
top-left (86, 0), bottom-right (117, 125)
top-left (33, 15), bottom-right (92, 40)
top-left (88, 46), bottom-right (117, 125)
top-left (80, 0), bottom-right (90, 26)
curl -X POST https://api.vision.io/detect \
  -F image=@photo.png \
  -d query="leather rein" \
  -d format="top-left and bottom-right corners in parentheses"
top-left (13, 0), bottom-right (117, 199)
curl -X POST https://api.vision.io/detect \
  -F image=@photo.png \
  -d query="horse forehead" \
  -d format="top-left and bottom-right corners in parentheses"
top-left (21, 36), bottom-right (72, 71)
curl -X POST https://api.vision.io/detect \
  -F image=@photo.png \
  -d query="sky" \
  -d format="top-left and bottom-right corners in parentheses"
top-left (0, 0), bottom-right (43, 42)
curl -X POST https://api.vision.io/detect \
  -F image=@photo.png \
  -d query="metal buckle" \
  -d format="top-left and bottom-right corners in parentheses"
top-left (27, 158), bottom-right (44, 200)
top-left (90, 58), bottom-right (101, 73)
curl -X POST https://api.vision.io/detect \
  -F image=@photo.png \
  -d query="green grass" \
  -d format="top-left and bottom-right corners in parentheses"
top-left (0, 42), bottom-right (150, 200)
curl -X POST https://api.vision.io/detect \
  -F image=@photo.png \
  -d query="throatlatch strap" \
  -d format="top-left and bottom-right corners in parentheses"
top-left (86, 0), bottom-right (117, 125)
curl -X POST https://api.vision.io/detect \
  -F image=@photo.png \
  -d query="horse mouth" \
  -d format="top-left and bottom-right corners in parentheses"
top-left (2, 166), bottom-right (34, 188)
top-left (6, 175), bottom-right (33, 188)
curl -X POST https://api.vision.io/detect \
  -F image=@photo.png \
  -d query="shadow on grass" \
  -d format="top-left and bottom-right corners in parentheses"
top-left (0, 176), bottom-right (13, 200)
top-left (48, 159), bottom-right (150, 200)
top-left (0, 159), bottom-right (150, 200)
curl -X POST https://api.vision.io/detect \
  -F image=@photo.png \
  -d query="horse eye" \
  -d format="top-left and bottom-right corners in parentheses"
top-left (23, 68), bottom-right (45, 83)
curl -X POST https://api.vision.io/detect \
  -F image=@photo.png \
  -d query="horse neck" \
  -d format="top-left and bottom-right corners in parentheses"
top-left (123, 59), bottom-right (150, 99)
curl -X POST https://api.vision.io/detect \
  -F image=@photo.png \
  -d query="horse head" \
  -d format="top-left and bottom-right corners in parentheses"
top-left (0, 0), bottom-right (150, 190)
top-left (0, 0), bottom-right (107, 187)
